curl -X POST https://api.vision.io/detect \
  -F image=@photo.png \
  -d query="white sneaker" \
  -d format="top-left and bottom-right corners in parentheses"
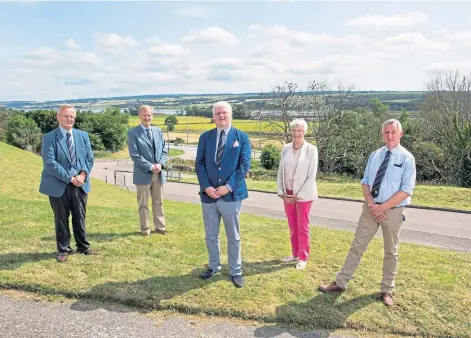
top-left (281, 256), bottom-right (299, 263)
top-left (296, 260), bottom-right (307, 270)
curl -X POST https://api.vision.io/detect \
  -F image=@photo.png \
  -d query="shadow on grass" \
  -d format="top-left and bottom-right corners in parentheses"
top-left (0, 252), bottom-right (54, 270)
top-left (70, 259), bottom-right (291, 315)
top-left (41, 232), bottom-right (140, 243)
top-left (253, 293), bottom-right (378, 337)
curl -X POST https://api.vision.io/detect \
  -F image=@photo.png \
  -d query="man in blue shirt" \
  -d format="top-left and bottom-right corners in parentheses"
top-left (319, 119), bottom-right (416, 306)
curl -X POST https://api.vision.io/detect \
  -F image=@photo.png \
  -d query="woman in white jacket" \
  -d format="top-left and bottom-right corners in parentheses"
top-left (277, 119), bottom-right (318, 270)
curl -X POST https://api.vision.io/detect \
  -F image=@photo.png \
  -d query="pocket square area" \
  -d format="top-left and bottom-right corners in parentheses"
top-left (233, 140), bottom-right (240, 147)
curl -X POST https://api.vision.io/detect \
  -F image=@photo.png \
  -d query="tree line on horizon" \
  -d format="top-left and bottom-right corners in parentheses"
top-left (0, 71), bottom-right (470, 187)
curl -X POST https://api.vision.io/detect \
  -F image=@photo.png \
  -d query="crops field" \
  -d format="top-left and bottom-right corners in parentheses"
top-left (129, 116), bottom-right (283, 132)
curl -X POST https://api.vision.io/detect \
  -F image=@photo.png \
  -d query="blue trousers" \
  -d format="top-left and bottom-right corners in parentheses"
top-left (201, 200), bottom-right (242, 276)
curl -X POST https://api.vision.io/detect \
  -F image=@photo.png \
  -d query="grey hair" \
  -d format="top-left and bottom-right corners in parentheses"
top-left (213, 101), bottom-right (232, 114)
top-left (139, 105), bottom-right (154, 114)
top-left (382, 119), bottom-right (402, 132)
top-left (56, 104), bottom-right (76, 115)
top-left (289, 118), bottom-right (308, 133)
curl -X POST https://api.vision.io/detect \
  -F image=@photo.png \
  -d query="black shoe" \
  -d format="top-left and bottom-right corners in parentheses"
top-left (77, 248), bottom-right (98, 255)
top-left (199, 268), bottom-right (219, 279)
top-left (231, 275), bottom-right (244, 288)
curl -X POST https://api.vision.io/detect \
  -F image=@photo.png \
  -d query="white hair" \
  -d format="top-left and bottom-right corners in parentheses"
top-left (212, 101), bottom-right (232, 114)
top-left (56, 104), bottom-right (76, 115)
top-left (139, 105), bottom-right (154, 114)
top-left (382, 118), bottom-right (402, 132)
top-left (289, 118), bottom-right (308, 133)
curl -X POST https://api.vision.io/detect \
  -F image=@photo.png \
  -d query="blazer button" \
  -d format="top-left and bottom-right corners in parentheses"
top-left (219, 167), bottom-right (221, 170)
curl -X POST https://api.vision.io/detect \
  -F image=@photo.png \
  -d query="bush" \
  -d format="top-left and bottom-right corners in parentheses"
top-left (165, 115), bottom-right (178, 125)
top-left (260, 144), bottom-right (281, 170)
top-left (5, 115), bottom-right (42, 152)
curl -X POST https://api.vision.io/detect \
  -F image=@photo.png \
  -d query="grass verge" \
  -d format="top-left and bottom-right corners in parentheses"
top-left (1, 142), bottom-right (470, 337)
top-left (175, 176), bottom-right (471, 211)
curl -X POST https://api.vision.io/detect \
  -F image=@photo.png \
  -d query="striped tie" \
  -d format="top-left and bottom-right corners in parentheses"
top-left (371, 150), bottom-right (391, 199)
top-left (66, 132), bottom-right (76, 166)
top-left (216, 130), bottom-right (226, 166)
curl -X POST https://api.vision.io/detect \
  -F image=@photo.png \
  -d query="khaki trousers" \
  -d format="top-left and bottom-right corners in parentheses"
top-left (336, 202), bottom-right (405, 293)
top-left (135, 174), bottom-right (166, 234)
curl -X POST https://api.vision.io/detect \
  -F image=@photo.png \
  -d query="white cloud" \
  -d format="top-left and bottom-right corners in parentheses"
top-left (426, 61), bottom-right (471, 77)
top-left (347, 11), bottom-right (428, 28)
top-left (206, 57), bottom-right (244, 70)
top-left (65, 38), bottom-right (81, 50)
top-left (182, 26), bottom-right (239, 45)
top-left (248, 24), bottom-right (369, 48)
top-left (176, 5), bottom-right (209, 18)
top-left (378, 33), bottom-right (449, 53)
top-left (149, 44), bottom-right (189, 57)
top-left (435, 29), bottom-right (471, 43)
top-left (250, 39), bottom-right (301, 56)
top-left (65, 51), bottom-right (101, 66)
top-left (94, 32), bottom-right (138, 53)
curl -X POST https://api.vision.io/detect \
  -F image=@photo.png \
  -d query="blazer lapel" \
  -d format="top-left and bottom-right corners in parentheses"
top-left (72, 129), bottom-right (82, 154)
top-left (293, 143), bottom-right (308, 182)
top-left (208, 129), bottom-right (217, 165)
top-left (56, 128), bottom-right (72, 163)
top-left (221, 127), bottom-right (236, 164)
top-left (138, 127), bottom-right (153, 148)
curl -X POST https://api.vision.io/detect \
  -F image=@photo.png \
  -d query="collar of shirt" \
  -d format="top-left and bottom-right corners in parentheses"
top-left (217, 125), bottom-right (231, 139)
top-left (380, 144), bottom-right (402, 157)
top-left (140, 124), bottom-right (152, 132)
top-left (59, 126), bottom-right (73, 140)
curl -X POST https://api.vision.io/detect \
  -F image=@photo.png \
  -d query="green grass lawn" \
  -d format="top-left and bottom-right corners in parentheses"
top-left (0, 142), bottom-right (470, 337)
top-left (177, 176), bottom-right (471, 211)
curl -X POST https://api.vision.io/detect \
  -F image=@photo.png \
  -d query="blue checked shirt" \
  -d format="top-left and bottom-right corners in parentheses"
top-left (361, 145), bottom-right (416, 207)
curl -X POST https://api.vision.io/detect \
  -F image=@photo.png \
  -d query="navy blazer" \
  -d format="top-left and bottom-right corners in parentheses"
top-left (39, 128), bottom-right (94, 198)
top-left (127, 125), bottom-right (168, 185)
top-left (195, 127), bottom-right (251, 204)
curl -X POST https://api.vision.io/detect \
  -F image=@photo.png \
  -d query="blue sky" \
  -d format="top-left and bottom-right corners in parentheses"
top-left (1, 1), bottom-right (471, 101)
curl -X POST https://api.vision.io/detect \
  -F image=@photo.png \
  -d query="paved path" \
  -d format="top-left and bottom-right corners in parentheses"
top-left (0, 294), bottom-right (349, 338)
top-left (91, 161), bottom-right (471, 252)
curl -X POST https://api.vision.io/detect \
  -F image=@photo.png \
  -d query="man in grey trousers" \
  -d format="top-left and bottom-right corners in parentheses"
top-left (195, 101), bottom-right (251, 288)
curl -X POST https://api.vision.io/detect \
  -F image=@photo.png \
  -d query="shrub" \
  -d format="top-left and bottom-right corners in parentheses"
top-left (260, 144), bottom-right (281, 170)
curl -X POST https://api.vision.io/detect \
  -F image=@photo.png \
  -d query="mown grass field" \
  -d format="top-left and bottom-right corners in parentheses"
top-left (176, 177), bottom-right (471, 211)
top-left (1, 142), bottom-right (470, 337)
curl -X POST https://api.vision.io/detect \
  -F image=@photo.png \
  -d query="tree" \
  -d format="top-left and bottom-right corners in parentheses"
top-left (26, 110), bottom-right (57, 134)
top-left (420, 71), bottom-right (471, 187)
top-left (260, 81), bottom-right (304, 145)
top-left (232, 104), bottom-right (251, 119)
top-left (165, 115), bottom-right (178, 125)
top-left (260, 144), bottom-right (281, 170)
top-left (5, 115), bottom-right (42, 152)
top-left (166, 122), bottom-right (175, 132)
top-left (369, 98), bottom-right (389, 118)
top-left (0, 106), bottom-right (11, 140)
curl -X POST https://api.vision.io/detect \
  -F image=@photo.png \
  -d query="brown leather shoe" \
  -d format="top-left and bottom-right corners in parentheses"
top-left (154, 228), bottom-right (168, 235)
top-left (56, 252), bottom-right (68, 263)
top-left (381, 292), bottom-right (394, 306)
top-left (318, 281), bottom-right (345, 293)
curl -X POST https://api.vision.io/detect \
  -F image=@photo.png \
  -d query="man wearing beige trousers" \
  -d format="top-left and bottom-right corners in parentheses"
top-left (319, 119), bottom-right (416, 306)
top-left (128, 105), bottom-right (168, 236)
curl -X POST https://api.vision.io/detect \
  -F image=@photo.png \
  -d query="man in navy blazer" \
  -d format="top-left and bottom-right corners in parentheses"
top-left (39, 104), bottom-right (95, 262)
top-left (127, 105), bottom-right (168, 236)
top-left (195, 101), bottom-right (251, 288)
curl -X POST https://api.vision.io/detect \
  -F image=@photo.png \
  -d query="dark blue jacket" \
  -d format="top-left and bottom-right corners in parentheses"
top-left (195, 127), bottom-right (251, 203)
